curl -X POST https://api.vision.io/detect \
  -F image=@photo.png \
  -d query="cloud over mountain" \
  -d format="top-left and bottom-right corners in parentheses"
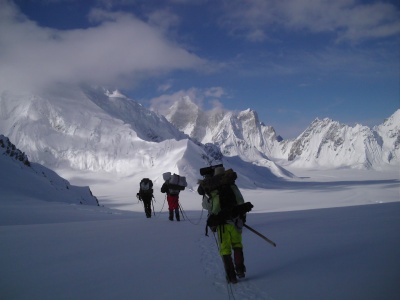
top-left (0, 1), bottom-right (206, 93)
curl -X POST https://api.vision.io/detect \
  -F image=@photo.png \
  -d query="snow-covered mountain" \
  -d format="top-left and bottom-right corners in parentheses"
top-left (0, 134), bottom-right (98, 206)
top-left (1, 84), bottom-right (398, 196)
top-left (374, 110), bottom-right (400, 164)
top-left (165, 96), bottom-right (399, 170)
top-left (0, 85), bottom-right (188, 172)
top-left (166, 96), bottom-right (282, 153)
top-left (164, 96), bottom-right (285, 169)
top-left (279, 111), bottom-right (400, 169)
top-left (0, 86), bottom-right (292, 191)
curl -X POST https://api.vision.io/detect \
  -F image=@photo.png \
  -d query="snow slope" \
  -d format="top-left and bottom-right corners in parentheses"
top-left (2, 203), bottom-right (400, 300)
top-left (1, 168), bottom-right (399, 300)
top-left (0, 134), bottom-right (98, 206)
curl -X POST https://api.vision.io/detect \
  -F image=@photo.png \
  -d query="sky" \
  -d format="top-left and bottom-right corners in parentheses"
top-left (0, 0), bottom-right (399, 139)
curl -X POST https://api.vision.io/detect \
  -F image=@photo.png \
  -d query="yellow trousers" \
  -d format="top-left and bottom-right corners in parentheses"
top-left (217, 223), bottom-right (243, 256)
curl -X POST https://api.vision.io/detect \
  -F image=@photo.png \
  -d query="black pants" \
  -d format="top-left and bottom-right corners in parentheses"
top-left (142, 196), bottom-right (152, 218)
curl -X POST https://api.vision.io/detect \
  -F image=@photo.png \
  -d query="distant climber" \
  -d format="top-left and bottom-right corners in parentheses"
top-left (161, 172), bottom-right (187, 221)
top-left (137, 178), bottom-right (154, 218)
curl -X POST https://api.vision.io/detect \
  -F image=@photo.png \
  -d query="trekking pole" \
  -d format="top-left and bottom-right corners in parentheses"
top-left (244, 224), bottom-right (276, 247)
top-left (179, 203), bottom-right (186, 220)
top-left (136, 193), bottom-right (141, 204)
top-left (158, 194), bottom-right (167, 214)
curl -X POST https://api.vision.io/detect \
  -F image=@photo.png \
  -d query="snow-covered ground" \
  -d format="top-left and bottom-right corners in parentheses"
top-left (1, 164), bottom-right (399, 300)
top-left (63, 166), bottom-right (400, 213)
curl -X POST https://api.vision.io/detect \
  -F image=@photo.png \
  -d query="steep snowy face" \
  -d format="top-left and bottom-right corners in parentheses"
top-left (236, 109), bottom-right (281, 153)
top-left (374, 109), bottom-right (400, 164)
top-left (214, 110), bottom-right (267, 158)
top-left (82, 86), bottom-right (187, 142)
top-left (165, 99), bottom-right (292, 178)
top-left (281, 118), bottom-right (385, 169)
top-left (0, 86), bottom-right (190, 173)
top-left (164, 96), bottom-right (221, 143)
top-left (0, 134), bottom-right (98, 206)
top-left (165, 96), bottom-right (200, 136)
top-left (165, 99), bottom-right (281, 161)
top-left (0, 134), bottom-right (30, 166)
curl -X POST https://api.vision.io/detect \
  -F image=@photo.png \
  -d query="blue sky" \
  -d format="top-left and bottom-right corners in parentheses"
top-left (1, 0), bottom-right (399, 138)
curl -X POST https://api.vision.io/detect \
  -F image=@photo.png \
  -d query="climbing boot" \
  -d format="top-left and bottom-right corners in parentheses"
top-left (223, 255), bottom-right (238, 284)
top-left (175, 208), bottom-right (180, 221)
top-left (233, 248), bottom-right (246, 278)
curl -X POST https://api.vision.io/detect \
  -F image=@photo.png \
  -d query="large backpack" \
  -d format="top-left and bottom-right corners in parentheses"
top-left (206, 183), bottom-right (253, 235)
top-left (139, 178), bottom-right (153, 196)
top-left (205, 183), bottom-right (237, 234)
top-left (216, 184), bottom-right (238, 220)
top-left (168, 186), bottom-right (181, 195)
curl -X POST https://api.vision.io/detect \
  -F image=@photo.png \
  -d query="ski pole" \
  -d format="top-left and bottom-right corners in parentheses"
top-left (152, 199), bottom-right (156, 216)
top-left (244, 224), bottom-right (277, 247)
top-left (179, 203), bottom-right (185, 220)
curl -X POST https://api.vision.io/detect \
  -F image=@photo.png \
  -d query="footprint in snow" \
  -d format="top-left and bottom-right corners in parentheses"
top-left (198, 234), bottom-right (273, 300)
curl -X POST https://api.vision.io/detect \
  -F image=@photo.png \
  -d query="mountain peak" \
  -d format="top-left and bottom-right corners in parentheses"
top-left (374, 109), bottom-right (400, 163)
top-left (165, 99), bottom-right (285, 174)
top-left (1, 86), bottom-right (398, 188)
top-left (283, 115), bottom-right (397, 169)
top-left (238, 108), bottom-right (258, 120)
top-left (165, 96), bottom-right (201, 136)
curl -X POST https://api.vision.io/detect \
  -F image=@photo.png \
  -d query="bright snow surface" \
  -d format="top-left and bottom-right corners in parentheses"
top-left (1, 162), bottom-right (399, 300)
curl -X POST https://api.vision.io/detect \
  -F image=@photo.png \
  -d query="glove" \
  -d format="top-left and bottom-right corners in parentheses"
top-left (232, 202), bottom-right (253, 218)
top-left (207, 214), bottom-right (221, 230)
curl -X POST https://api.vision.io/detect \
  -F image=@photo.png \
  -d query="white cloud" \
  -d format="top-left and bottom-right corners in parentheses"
top-left (219, 0), bottom-right (275, 42)
top-left (0, 1), bottom-right (206, 93)
top-left (157, 82), bottom-right (173, 92)
top-left (149, 87), bottom-right (227, 115)
top-left (204, 87), bottom-right (226, 98)
top-left (219, 0), bottom-right (400, 43)
top-left (149, 88), bottom-right (199, 114)
top-left (146, 9), bottom-right (181, 32)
